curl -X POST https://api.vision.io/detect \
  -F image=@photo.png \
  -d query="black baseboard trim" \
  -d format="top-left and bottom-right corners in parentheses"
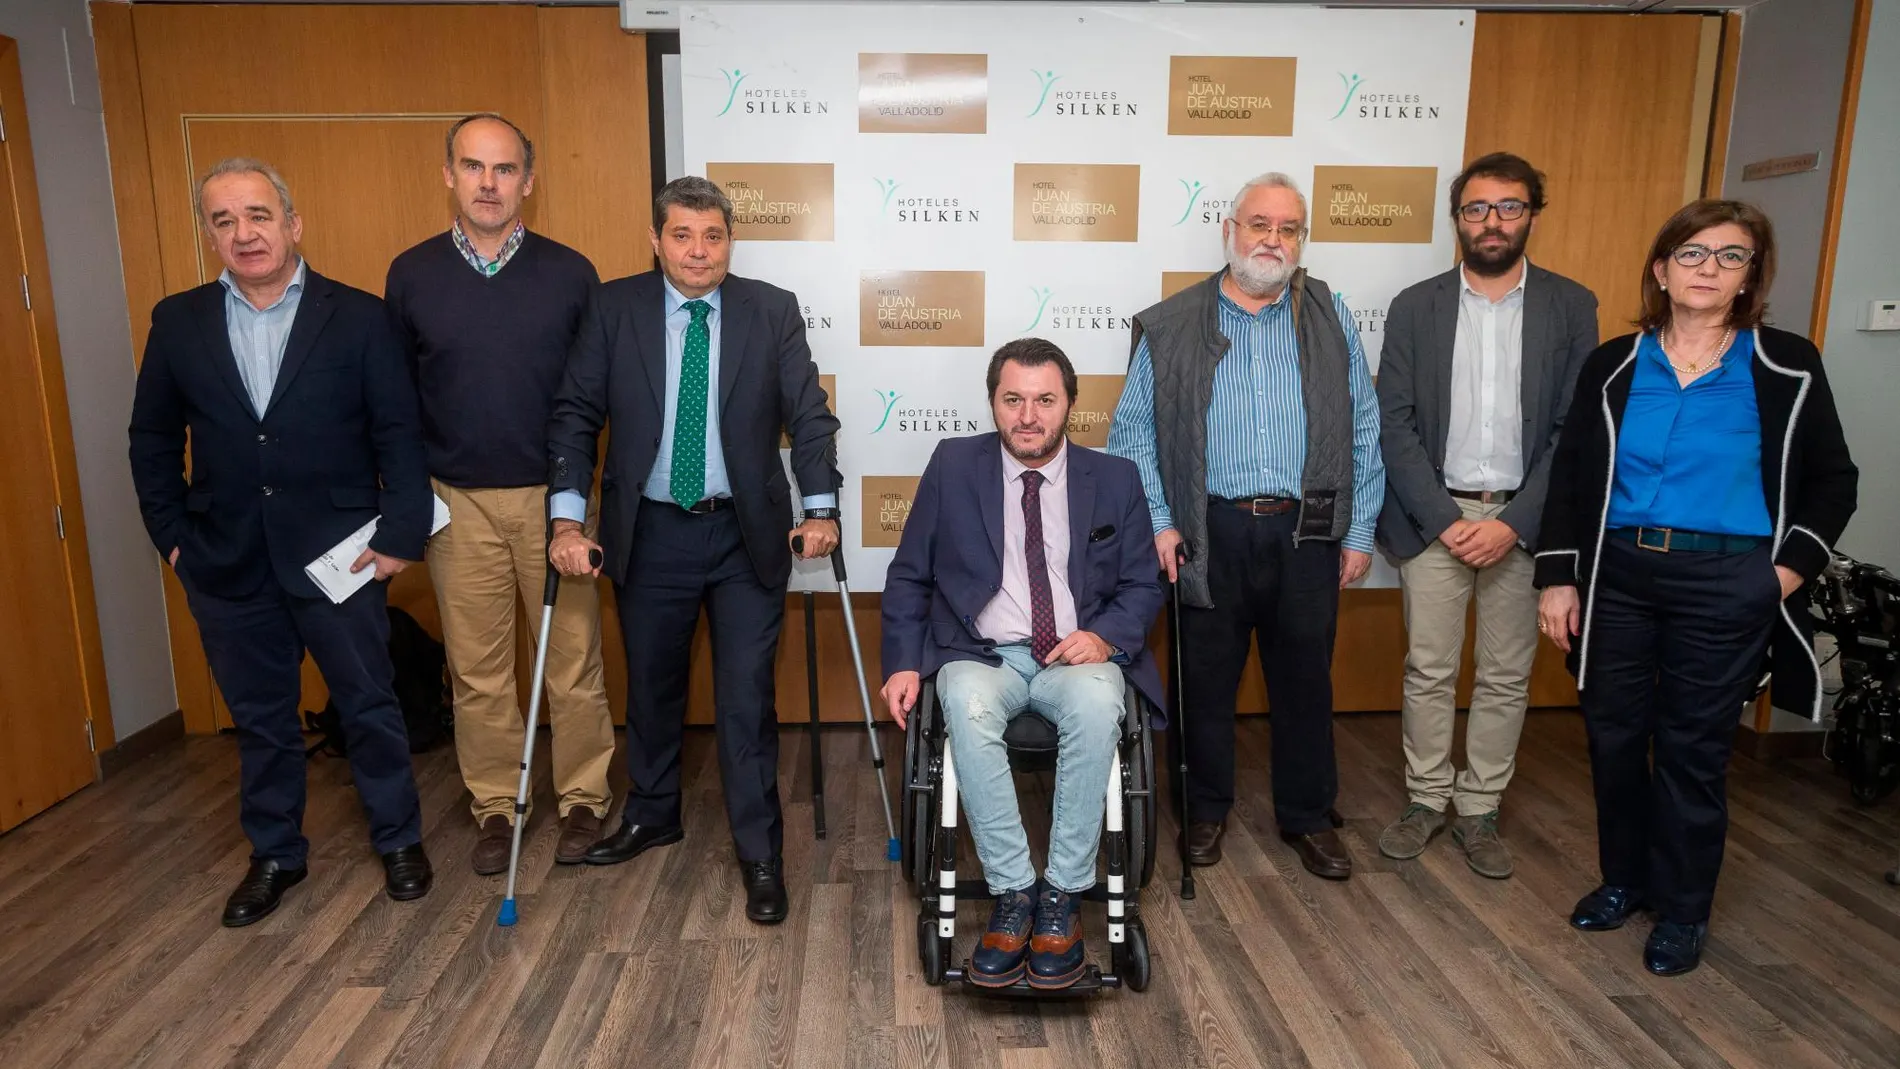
top-left (1735, 723), bottom-right (1826, 760)
top-left (98, 709), bottom-right (185, 779)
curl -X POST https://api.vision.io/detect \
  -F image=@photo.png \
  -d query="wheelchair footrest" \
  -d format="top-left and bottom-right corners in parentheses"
top-left (945, 963), bottom-right (1120, 996)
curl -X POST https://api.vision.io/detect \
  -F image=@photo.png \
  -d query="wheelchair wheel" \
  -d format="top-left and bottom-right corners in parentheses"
top-left (1124, 688), bottom-right (1158, 890)
top-left (918, 913), bottom-right (948, 985)
top-left (902, 683), bottom-right (939, 886)
top-left (1115, 916), bottom-right (1152, 992)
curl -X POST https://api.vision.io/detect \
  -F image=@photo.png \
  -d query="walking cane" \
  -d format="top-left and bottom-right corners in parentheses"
top-left (1170, 542), bottom-right (1196, 901)
top-left (793, 534), bottom-right (901, 861)
top-left (805, 588), bottom-right (827, 840)
top-left (497, 525), bottom-right (600, 928)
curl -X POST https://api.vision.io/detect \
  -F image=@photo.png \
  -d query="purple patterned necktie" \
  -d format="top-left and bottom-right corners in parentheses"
top-left (1021, 470), bottom-right (1059, 663)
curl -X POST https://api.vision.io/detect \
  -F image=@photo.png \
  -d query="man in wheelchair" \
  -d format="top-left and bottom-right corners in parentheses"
top-left (880, 338), bottom-right (1166, 990)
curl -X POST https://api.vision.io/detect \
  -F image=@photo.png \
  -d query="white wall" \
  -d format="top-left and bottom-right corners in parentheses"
top-left (0, 0), bottom-right (177, 741)
top-left (1826, 0), bottom-right (1900, 565)
top-left (1723, 0), bottom-right (1858, 335)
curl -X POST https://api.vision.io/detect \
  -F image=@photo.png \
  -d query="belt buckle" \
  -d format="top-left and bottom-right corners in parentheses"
top-left (1637, 527), bottom-right (1673, 553)
top-left (1249, 498), bottom-right (1270, 516)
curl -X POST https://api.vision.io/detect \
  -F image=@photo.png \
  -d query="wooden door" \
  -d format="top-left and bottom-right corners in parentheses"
top-left (0, 36), bottom-right (101, 829)
top-left (95, 4), bottom-right (650, 732)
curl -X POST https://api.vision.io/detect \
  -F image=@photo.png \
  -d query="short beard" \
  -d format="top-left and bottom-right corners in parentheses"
top-left (1001, 426), bottom-right (1064, 463)
top-left (1459, 226), bottom-right (1529, 277)
top-left (1226, 237), bottom-right (1298, 297)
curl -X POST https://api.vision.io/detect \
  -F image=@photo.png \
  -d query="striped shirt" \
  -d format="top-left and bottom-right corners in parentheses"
top-left (1106, 283), bottom-right (1384, 553)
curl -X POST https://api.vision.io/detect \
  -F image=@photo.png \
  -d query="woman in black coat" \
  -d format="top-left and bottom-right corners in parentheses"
top-left (1533, 199), bottom-right (1857, 976)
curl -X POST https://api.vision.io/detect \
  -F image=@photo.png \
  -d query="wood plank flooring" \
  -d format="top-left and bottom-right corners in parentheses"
top-left (1, 711), bottom-right (1897, 1069)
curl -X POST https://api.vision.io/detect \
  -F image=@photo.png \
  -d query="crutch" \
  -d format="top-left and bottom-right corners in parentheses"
top-left (793, 534), bottom-right (901, 861)
top-left (497, 525), bottom-right (600, 928)
top-left (1169, 542), bottom-right (1196, 901)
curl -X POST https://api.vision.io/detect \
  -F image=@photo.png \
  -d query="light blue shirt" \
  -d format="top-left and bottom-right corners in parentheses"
top-left (551, 275), bottom-right (835, 522)
top-left (218, 258), bottom-right (307, 419)
top-left (1107, 281), bottom-right (1385, 554)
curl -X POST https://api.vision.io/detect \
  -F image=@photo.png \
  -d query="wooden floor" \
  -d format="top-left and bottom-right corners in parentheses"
top-left (1, 711), bottom-right (1897, 1069)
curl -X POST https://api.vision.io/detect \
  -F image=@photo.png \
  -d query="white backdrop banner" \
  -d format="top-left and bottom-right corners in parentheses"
top-left (680, 2), bottom-right (1475, 591)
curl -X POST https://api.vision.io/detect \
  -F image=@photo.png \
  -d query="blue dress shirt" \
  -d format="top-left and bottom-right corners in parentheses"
top-left (552, 275), bottom-right (835, 522)
top-left (219, 258), bottom-right (307, 419)
top-left (1607, 330), bottom-right (1771, 537)
top-left (1106, 282), bottom-right (1385, 553)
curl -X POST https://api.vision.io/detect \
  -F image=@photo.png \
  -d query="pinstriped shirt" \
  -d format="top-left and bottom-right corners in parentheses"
top-left (1107, 283), bottom-right (1384, 553)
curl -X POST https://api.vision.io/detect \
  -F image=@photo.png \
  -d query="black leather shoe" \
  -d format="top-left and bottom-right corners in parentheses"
top-left (381, 843), bottom-right (433, 902)
top-left (1184, 820), bottom-right (1227, 867)
top-left (1644, 920), bottom-right (1708, 976)
top-left (584, 821), bottom-right (685, 866)
top-left (222, 859), bottom-right (307, 928)
top-left (1569, 885), bottom-right (1646, 931)
top-left (741, 857), bottom-right (789, 925)
top-left (1280, 828), bottom-right (1353, 880)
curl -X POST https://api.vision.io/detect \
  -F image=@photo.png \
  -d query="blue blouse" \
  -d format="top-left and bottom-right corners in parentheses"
top-left (1607, 330), bottom-right (1772, 537)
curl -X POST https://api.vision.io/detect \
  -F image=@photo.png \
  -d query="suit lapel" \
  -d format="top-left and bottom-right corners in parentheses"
top-left (718, 279), bottom-right (752, 411)
top-left (195, 284), bottom-right (254, 418)
top-left (976, 439), bottom-right (1004, 570)
top-left (1431, 272), bottom-right (1459, 463)
top-left (1519, 268), bottom-right (1551, 458)
top-left (1065, 447), bottom-right (1095, 603)
top-left (639, 275), bottom-right (668, 413)
top-left (262, 272), bottom-right (335, 418)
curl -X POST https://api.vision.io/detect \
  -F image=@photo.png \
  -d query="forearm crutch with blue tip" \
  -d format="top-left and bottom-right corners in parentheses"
top-left (793, 534), bottom-right (900, 861)
top-left (498, 523), bottom-right (600, 928)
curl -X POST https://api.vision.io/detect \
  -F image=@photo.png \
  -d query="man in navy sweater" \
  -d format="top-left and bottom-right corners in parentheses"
top-left (384, 114), bottom-right (616, 874)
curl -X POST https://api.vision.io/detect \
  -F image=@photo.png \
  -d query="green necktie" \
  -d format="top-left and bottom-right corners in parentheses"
top-left (670, 299), bottom-right (714, 508)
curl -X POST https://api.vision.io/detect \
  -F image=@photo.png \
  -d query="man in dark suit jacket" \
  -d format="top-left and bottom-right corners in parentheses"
top-left (546, 176), bottom-right (841, 924)
top-left (127, 158), bottom-right (434, 927)
top-left (881, 339), bottom-right (1164, 990)
top-left (1373, 153), bottom-right (1597, 879)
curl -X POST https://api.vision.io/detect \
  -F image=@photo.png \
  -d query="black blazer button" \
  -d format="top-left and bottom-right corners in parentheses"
top-left (261, 486), bottom-right (274, 496)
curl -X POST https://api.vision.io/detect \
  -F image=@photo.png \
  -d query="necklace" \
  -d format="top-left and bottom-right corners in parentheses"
top-left (1661, 324), bottom-right (1734, 376)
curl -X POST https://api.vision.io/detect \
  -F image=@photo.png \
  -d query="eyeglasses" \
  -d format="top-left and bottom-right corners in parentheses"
top-left (1457, 199), bottom-right (1529, 224)
top-left (1671, 244), bottom-right (1756, 269)
top-left (1236, 219), bottom-right (1306, 242)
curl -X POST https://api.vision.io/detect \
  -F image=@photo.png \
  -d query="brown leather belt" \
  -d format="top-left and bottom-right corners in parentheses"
top-left (1216, 495), bottom-right (1298, 516)
top-left (1448, 488), bottom-right (1517, 504)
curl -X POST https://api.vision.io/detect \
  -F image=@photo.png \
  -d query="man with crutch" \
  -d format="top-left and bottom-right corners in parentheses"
top-left (546, 176), bottom-right (842, 924)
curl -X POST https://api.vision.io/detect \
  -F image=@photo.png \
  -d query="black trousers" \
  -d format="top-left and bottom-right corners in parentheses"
top-left (1179, 505), bottom-right (1341, 834)
top-left (181, 573), bottom-right (422, 867)
top-left (615, 499), bottom-right (786, 861)
top-left (1581, 538), bottom-right (1780, 923)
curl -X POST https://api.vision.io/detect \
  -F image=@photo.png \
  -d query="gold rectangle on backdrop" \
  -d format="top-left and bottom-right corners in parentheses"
top-left (1167, 56), bottom-right (1297, 136)
top-left (1068, 375), bottom-right (1127, 448)
top-left (1013, 164), bottom-right (1142, 242)
top-left (859, 53), bottom-right (988, 134)
top-left (1310, 165), bottom-right (1438, 244)
top-left (708, 162), bottom-right (835, 241)
top-left (861, 475), bottom-right (923, 547)
top-left (859, 270), bottom-right (986, 347)
top-left (1161, 271), bottom-right (1213, 301)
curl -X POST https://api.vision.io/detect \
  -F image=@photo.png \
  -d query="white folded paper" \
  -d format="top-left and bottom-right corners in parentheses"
top-left (304, 493), bottom-right (451, 605)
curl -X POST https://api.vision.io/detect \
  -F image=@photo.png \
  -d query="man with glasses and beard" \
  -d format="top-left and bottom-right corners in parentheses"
top-left (1373, 153), bottom-right (1598, 879)
top-left (1108, 172), bottom-right (1384, 881)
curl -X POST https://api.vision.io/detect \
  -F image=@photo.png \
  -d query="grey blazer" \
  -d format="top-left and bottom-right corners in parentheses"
top-left (1375, 262), bottom-right (1598, 560)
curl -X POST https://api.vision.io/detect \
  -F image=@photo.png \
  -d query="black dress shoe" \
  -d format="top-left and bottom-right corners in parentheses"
top-left (1280, 828), bottom-right (1353, 880)
top-left (381, 843), bottom-right (434, 902)
top-left (1644, 920), bottom-right (1708, 976)
top-left (1569, 885), bottom-right (1646, 931)
top-left (222, 859), bottom-right (307, 928)
top-left (741, 857), bottom-right (789, 925)
top-left (1184, 819), bottom-right (1227, 867)
top-left (584, 821), bottom-right (685, 866)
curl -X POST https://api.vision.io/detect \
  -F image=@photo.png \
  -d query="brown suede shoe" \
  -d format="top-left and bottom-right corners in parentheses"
top-left (471, 815), bottom-right (513, 876)
top-left (556, 809), bottom-right (602, 865)
top-left (1184, 819), bottom-right (1227, 867)
top-left (1281, 827), bottom-right (1353, 881)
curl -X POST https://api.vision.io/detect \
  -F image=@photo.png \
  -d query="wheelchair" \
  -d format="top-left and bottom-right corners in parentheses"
top-left (899, 672), bottom-right (1159, 995)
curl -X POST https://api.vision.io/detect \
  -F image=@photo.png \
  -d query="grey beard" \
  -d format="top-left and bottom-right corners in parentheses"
top-left (1227, 249), bottom-right (1296, 296)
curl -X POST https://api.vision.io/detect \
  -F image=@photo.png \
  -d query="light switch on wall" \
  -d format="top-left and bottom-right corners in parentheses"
top-left (1859, 300), bottom-right (1900, 332)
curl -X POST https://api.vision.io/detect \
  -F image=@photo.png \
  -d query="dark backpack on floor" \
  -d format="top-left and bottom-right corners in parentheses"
top-left (305, 606), bottom-right (452, 758)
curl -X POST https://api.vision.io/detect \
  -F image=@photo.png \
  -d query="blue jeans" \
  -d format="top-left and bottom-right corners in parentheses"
top-left (937, 644), bottom-right (1124, 895)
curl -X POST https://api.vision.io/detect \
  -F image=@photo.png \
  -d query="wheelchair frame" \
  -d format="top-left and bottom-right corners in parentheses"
top-left (900, 676), bottom-right (1157, 995)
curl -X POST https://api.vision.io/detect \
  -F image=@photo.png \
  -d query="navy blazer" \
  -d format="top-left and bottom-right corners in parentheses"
top-left (881, 433), bottom-right (1167, 717)
top-left (128, 268), bottom-right (430, 600)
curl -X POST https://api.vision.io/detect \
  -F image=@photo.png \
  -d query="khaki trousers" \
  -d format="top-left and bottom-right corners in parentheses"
top-left (1397, 497), bottom-right (1539, 816)
top-left (428, 481), bottom-right (615, 824)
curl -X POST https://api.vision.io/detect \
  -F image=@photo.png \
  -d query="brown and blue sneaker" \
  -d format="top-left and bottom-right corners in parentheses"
top-left (1027, 885), bottom-right (1087, 990)
top-left (970, 887), bottom-right (1035, 987)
